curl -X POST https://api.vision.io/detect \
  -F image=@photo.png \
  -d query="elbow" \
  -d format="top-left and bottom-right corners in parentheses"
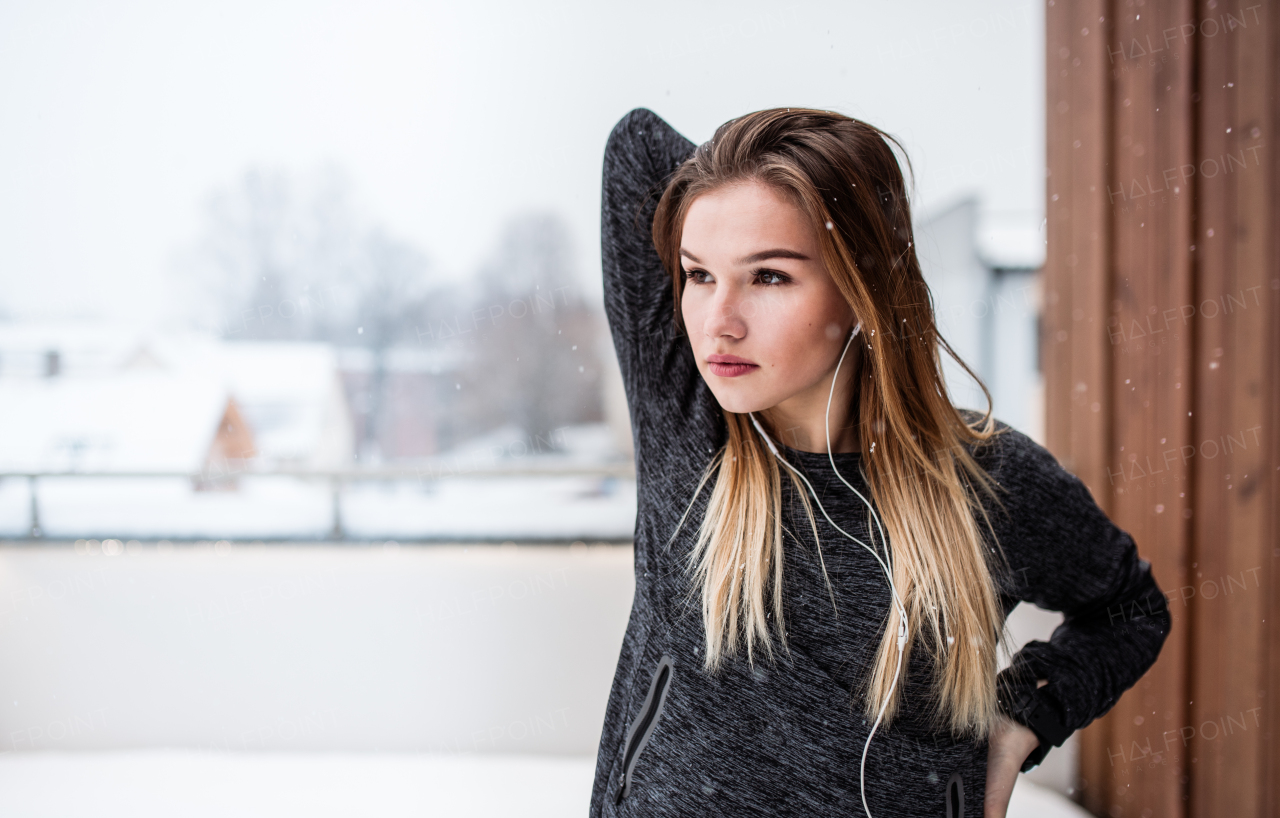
top-left (606, 108), bottom-right (659, 156)
top-left (1145, 558), bottom-right (1172, 634)
top-left (1155, 594), bottom-right (1173, 647)
top-left (1138, 604), bottom-right (1173, 686)
top-left (616, 107), bottom-right (659, 134)
top-left (1135, 561), bottom-right (1173, 665)
top-left (1147, 594), bottom-right (1172, 657)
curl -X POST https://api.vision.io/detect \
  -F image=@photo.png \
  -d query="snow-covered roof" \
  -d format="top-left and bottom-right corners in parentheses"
top-left (0, 372), bottom-right (231, 473)
top-left (0, 322), bottom-right (198, 377)
top-left (913, 197), bottom-right (1045, 271)
top-left (976, 213), bottom-right (1046, 270)
top-left (0, 322), bottom-right (352, 468)
top-left (213, 342), bottom-right (346, 464)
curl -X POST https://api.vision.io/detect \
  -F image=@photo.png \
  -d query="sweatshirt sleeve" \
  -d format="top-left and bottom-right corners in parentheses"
top-left (984, 427), bottom-right (1172, 770)
top-left (600, 107), bottom-right (698, 437)
top-left (589, 109), bottom-right (699, 818)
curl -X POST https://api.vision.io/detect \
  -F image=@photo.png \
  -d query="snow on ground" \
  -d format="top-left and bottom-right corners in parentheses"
top-left (0, 750), bottom-right (595, 818)
top-left (0, 474), bottom-right (638, 540)
top-left (0, 750), bottom-right (1089, 818)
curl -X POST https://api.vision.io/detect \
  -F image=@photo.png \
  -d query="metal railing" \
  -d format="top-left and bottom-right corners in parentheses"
top-left (1, 460), bottom-right (636, 540)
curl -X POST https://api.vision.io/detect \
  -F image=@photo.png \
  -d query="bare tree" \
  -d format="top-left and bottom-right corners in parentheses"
top-left (178, 164), bottom-right (446, 460)
top-left (455, 211), bottom-right (604, 449)
top-left (348, 228), bottom-right (436, 458)
top-left (180, 165), bottom-right (365, 340)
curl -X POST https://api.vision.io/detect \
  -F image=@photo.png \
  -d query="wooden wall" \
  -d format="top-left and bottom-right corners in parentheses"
top-left (1043, 1), bottom-right (1278, 815)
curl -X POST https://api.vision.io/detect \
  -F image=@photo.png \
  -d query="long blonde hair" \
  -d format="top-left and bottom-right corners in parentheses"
top-left (651, 108), bottom-right (1008, 738)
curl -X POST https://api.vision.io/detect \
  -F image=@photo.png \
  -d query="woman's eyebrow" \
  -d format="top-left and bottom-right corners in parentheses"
top-left (738, 248), bottom-right (810, 264)
top-left (679, 248), bottom-right (810, 264)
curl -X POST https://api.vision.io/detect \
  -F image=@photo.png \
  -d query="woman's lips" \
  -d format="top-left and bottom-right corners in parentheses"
top-left (707, 361), bottom-right (759, 377)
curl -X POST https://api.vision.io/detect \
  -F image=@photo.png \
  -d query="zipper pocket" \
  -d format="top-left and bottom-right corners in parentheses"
top-left (615, 653), bottom-right (675, 805)
top-left (945, 771), bottom-right (965, 818)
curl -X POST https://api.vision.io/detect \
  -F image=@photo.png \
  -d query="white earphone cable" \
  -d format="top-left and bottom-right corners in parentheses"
top-left (746, 321), bottom-right (907, 818)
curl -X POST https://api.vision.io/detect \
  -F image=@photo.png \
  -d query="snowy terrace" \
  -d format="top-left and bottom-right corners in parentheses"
top-left (0, 423), bottom-right (636, 543)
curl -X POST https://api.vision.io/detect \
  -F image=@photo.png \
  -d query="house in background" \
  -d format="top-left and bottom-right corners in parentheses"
top-left (211, 342), bottom-right (354, 470)
top-left (0, 372), bottom-right (256, 483)
top-left (0, 323), bottom-right (353, 478)
top-left (336, 345), bottom-right (466, 462)
top-left (914, 197), bottom-right (1045, 442)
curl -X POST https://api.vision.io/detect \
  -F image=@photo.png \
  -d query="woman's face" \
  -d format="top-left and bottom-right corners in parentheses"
top-left (679, 179), bottom-right (858, 420)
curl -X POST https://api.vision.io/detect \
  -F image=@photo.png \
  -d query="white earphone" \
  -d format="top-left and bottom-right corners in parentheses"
top-left (747, 320), bottom-right (908, 818)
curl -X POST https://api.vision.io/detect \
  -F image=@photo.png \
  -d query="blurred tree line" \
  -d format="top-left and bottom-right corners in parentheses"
top-left (177, 165), bottom-right (605, 461)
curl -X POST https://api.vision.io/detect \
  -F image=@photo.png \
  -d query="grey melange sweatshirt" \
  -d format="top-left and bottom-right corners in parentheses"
top-left (589, 107), bottom-right (1170, 818)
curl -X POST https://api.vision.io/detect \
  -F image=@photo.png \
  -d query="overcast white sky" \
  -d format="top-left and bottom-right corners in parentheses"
top-left (0, 0), bottom-right (1043, 326)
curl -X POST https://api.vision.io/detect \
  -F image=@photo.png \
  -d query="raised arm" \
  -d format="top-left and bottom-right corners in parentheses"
top-left (600, 107), bottom-right (698, 427)
top-left (986, 428), bottom-right (1172, 771)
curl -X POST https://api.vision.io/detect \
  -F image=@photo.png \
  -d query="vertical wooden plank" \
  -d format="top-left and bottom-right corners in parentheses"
top-left (1043, 0), bottom-right (1076, 473)
top-left (1267, 9), bottom-right (1280, 817)
top-left (1096, 2), bottom-right (1196, 816)
top-left (1045, 0), bottom-right (1112, 490)
top-left (1043, 1), bottom-right (1120, 812)
top-left (1262, 16), bottom-right (1277, 818)
top-left (1189, 2), bottom-right (1274, 815)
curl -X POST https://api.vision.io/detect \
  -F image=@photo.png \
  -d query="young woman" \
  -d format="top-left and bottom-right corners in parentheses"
top-left (590, 107), bottom-right (1170, 818)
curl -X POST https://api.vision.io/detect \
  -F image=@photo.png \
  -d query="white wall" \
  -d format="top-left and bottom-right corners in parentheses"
top-left (0, 542), bottom-right (633, 755)
top-left (987, 269), bottom-right (1045, 443)
top-left (915, 197), bottom-right (992, 413)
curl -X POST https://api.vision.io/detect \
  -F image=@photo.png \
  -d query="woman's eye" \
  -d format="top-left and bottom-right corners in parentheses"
top-left (683, 269), bottom-right (787, 285)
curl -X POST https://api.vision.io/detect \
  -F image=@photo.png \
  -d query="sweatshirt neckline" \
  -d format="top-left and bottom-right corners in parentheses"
top-left (777, 442), bottom-right (862, 466)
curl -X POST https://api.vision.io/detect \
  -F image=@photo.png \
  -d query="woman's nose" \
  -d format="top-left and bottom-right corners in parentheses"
top-left (704, 286), bottom-right (747, 339)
